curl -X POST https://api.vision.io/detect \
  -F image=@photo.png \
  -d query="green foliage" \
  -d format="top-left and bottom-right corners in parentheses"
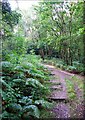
top-left (66, 66), bottom-right (77, 72)
top-left (29, 1), bottom-right (84, 67)
top-left (23, 105), bottom-right (40, 119)
top-left (6, 103), bottom-right (22, 113)
top-left (2, 61), bottom-right (14, 72)
top-left (14, 66), bottom-right (24, 72)
top-left (65, 79), bottom-right (76, 100)
top-left (20, 62), bottom-right (34, 69)
top-left (26, 78), bottom-right (44, 88)
top-left (2, 0), bottom-right (21, 32)
top-left (2, 1), bottom-right (84, 119)
top-left (2, 54), bottom-right (50, 119)
top-left (71, 76), bottom-right (84, 90)
top-left (35, 99), bottom-right (52, 109)
top-left (2, 111), bottom-right (21, 120)
top-left (72, 61), bottom-right (84, 73)
top-left (19, 97), bottom-right (33, 105)
top-left (45, 58), bottom-right (84, 74)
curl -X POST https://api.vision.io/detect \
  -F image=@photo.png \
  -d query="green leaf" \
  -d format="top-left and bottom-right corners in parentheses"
top-left (19, 97), bottom-right (32, 105)
top-left (1, 79), bottom-right (13, 90)
top-left (2, 111), bottom-right (20, 120)
top-left (26, 78), bottom-right (44, 88)
top-left (35, 99), bottom-right (52, 108)
top-left (21, 62), bottom-right (34, 69)
top-left (23, 105), bottom-right (40, 118)
top-left (6, 103), bottom-right (22, 113)
top-left (14, 65), bottom-right (24, 72)
top-left (2, 61), bottom-right (13, 72)
top-left (13, 79), bottom-right (25, 83)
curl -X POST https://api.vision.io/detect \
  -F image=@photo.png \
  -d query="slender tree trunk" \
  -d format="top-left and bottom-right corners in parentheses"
top-left (69, 7), bottom-right (73, 66)
top-left (39, 49), bottom-right (44, 60)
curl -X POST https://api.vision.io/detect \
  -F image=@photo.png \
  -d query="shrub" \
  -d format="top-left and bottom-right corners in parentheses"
top-left (2, 61), bottom-right (14, 73)
top-left (22, 105), bottom-right (40, 119)
top-left (73, 61), bottom-right (84, 71)
top-left (2, 54), bottom-right (50, 119)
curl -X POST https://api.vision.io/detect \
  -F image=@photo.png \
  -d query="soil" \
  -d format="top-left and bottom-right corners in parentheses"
top-left (44, 64), bottom-right (85, 119)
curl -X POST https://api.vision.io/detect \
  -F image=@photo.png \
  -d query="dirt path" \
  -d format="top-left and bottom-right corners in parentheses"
top-left (45, 64), bottom-right (84, 119)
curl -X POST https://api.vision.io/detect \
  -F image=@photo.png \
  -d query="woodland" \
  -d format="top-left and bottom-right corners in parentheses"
top-left (1, 0), bottom-right (85, 119)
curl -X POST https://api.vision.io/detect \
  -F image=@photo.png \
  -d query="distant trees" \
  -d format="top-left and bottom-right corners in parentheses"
top-left (2, 0), bottom-right (84, 66)
top-left (2, 0), bottom-right (21, 37)
top-left (1, 0), bottom-right (27, 60)
top-left (29, 1), bottom-right (84, 65)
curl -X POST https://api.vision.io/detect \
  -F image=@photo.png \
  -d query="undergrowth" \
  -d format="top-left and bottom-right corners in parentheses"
top-left (44, 58), bottom-right (85, 75)
top-left (65, 79), bottom-right (76, 100)
top-left (1, 54), bottom-right (53, 120)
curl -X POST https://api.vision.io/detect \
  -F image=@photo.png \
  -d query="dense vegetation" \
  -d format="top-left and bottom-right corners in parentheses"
top-left (1, 54), bottom-right (52, 119)
top-left (1, 0), bottom-right (85, 119)
top-left (1, 1), bottom-right (52, 119)
top-left (27, 1), bottom-right (84, 74)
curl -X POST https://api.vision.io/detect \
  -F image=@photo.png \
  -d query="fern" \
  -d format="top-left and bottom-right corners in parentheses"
top-left (30, 69), bottom-right (44, 76)
top-left (2, 55), bottom-right (50, 119)
top-left (19, 97), bottom-right (33, 105)
top-left (6, 103), bottom-right (22, 113)
top-left (1, 79), bottom-right (14, 91)
top-left (34, 99), bottom-right (52, 109)
top-left (14, 65), bottom-right (24, 72)
top-left (23, 105), bottom-right (40, 118)
top-left (21, 62), bottom-right (34, 69)
top-left (13, 79), bottom-right (25, 83)
top-left (66, 66), bottom-right (77, 71)
top-left (26, 78), bottom-right (44, 88)
top-left (2, 111), bottom-right (20, 120)
top-left (2, 61), bottom-right (14, 72)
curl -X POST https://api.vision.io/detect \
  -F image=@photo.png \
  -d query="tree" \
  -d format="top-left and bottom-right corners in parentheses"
top-left (31, 1), bottom-right (84, 65)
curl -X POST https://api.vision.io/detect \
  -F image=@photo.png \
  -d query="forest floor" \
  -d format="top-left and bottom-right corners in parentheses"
top-left (44, 64), bottom-right (84, 119)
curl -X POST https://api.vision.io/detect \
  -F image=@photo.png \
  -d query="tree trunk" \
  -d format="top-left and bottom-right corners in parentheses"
top-left (39, 49), bottom-right (44, 60)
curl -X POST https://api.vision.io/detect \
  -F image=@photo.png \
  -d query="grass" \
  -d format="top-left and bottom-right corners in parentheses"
top-left (65, 75), bottom-right (84, 100)
top-left (39, 100), bottom-right (56, 119)
top-left (71, 76), bottom-right (84, 90)
top-left (65, 79), bottom-right (76, 100)
top-left (40, 73), bottom-right (60, 119)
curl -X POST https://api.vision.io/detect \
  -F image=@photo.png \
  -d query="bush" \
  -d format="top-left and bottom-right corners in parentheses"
top-left (66, 66), bottom-right (77, 72)
top-left (2, 54), bottom-right (51, 119)
top-left (2, 61), bottom-right (14, 72)
top-left (72, 61), bottom-right (84, 73)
